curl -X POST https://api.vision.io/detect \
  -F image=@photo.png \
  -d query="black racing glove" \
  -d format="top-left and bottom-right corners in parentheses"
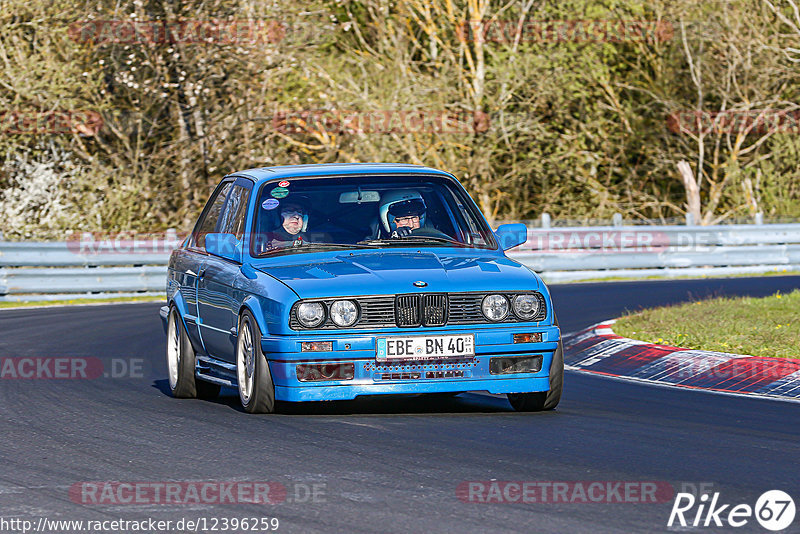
top-left (392, 227), bottom-right (413, 238)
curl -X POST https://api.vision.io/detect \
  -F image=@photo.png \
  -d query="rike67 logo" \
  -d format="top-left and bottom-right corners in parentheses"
top-left (668, 490), bottom-right (795, 531)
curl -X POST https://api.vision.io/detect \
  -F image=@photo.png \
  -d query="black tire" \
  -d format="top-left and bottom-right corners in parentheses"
top-left (166, 306), bottom-right (201, 398)
top-left (236, 310), bottom-right (276, 414)
top-left (507, 313), bottom-right (564, 412)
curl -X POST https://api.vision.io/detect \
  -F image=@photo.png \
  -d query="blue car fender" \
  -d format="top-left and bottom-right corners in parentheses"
top-left (238, 295), bottom-right (270, 338)
top-left (163, 290), bottom-right (190, 333)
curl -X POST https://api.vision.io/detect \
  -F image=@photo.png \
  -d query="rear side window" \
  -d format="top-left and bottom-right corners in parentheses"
top-left (191, 182), bottom-right (232, 250)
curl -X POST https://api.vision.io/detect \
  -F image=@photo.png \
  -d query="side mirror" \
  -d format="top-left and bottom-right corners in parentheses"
top-left (495, 223), bottom-right (528, 251)
top-left (205, 233), bottom-right (240, 262)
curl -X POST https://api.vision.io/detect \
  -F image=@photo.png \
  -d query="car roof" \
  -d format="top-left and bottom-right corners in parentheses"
top-left (227, 163), bottom-right (455, 183)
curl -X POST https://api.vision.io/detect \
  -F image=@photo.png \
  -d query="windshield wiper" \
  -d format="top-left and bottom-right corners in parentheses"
top-left (257, 242), bottom-right (377, 256)
top-left (357, 237), bottom-right (470, 248)
top-left (288, 242), bottom-right (378, 250)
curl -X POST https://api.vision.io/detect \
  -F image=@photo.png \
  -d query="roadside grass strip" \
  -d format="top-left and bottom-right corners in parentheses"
top-left (0, 295), bottom-right (163, 309)
top-left (613, 290), bottom-right (800, 359)
top-left (563, 322), bottom-right (800, 400)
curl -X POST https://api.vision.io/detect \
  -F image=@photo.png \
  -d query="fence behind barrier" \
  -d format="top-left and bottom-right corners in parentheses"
top-left (1, 220), bottom-right (799, 301)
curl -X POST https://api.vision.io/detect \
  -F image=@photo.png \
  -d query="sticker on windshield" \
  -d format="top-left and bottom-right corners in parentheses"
top-left (261, 198), bottom-right (280, 210)
top-left (271, 187), bottom-right (289, 199)
top-left (278, 180), bottom-right (290, 187)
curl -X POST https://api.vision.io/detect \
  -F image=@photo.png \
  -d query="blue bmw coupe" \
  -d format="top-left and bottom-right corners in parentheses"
top-left (160, 164), bottom-right (563, 413)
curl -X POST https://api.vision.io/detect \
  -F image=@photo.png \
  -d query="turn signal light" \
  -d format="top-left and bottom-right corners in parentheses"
top-left (513, 333), bottom-right (542, 343)
top-left (301, 341), bottom-right (333, 352)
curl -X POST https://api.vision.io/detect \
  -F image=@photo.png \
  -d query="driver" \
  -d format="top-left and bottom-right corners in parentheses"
top-left (380, 190), bottom-right (428, 238)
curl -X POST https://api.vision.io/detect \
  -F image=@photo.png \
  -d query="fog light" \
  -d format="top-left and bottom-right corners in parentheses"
top-left (513, 333), bottom-right (543, 343)
top-left (301, 341), bottom-right (333, 352)
top-left (489, 355), bottom-right (543, 375)
top-left (296, 363), bottom-right (354, 381)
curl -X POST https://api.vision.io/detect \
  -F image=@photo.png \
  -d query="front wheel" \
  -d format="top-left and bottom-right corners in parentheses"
top-left (507, 313), bottom-right (564, 412)
top-left (166, 307), bottom-right (201, 398)
top-left (236, 310), bottom-right (276, 414)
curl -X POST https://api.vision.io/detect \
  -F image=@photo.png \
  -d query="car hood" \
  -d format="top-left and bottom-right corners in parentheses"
top-left (251, 250), bottom-right (541, 299)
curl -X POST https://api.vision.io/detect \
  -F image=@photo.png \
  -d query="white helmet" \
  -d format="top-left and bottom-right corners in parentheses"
top-left (379, 189), bottom-right (427, 233)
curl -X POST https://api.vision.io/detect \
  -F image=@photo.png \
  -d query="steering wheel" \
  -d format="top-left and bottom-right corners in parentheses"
top-left (409, 227), bottom-right (453, 240)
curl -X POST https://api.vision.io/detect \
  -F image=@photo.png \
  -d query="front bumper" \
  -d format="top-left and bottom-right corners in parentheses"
top-left (159, 306), bottom-right (169, 334)
top-left (263, 325), bottom-right (560, 402)
top-left (274, 376), bottom-right (551, 402)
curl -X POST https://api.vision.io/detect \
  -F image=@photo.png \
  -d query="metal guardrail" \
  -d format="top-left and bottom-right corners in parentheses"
top-left (512, 223), bottom-right (800, 282)
top-left (1, 222), bottom-right (800, 301)
top-left (0, 241), bottom-right (174, 267)
top-left (0, 267), bottom-right (166, 295)
top-left (0, 230), bottom-right (182, 267)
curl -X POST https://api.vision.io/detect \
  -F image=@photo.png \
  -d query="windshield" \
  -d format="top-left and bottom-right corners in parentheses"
top-left (250, 174), bottom-right (496, 257)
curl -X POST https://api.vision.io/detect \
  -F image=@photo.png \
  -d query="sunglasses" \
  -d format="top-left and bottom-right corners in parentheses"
top-left (280, 209), bottom-right (305, 219)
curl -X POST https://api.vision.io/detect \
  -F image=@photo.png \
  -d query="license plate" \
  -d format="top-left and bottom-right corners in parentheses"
top-left (376, 334), bottom-right (475, 361)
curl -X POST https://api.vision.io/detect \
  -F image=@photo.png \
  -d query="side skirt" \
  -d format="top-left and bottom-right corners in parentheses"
top-left (196, 354), bottom-right (237, 388)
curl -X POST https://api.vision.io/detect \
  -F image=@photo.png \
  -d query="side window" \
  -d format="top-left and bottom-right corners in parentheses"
top-left (218, 185), bottom-right (251, 240)
top-left (443, 187), bottom-right (488, 246)
top-left (191, 182), bottom-right (233, 250)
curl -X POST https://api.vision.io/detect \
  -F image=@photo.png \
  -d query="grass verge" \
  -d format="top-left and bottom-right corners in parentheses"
top-left (0, 295), bottom-right (164, 309)
top-left (613, 290), bottom-right (800, 359)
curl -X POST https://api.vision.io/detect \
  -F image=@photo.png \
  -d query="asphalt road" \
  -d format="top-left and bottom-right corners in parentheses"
top-left (1, 276), bottom-right (799, 534)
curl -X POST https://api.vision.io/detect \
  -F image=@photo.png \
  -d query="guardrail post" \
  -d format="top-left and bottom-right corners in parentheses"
top-left (612, 213), bottom-right (623, 227)
top-left (685, 213), bottom-right (695, 226)
top-left (755, 212), bottom-right (764, 225)
top-left (541, 213), bottom-right (551, 229)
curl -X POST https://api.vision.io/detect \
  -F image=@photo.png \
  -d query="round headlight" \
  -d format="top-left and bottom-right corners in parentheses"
top-left (481, 294), bottom-right (509, 321)
top-left (297, 302), bottom-right (325, 327)
top-left (512, 294), bottom-right (540, 320)
top-left (330, 300), bottom-right (359, 327)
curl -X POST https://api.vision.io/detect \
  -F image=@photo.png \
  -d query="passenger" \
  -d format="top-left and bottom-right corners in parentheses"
top-left (263, 196), bottom-right (311, 249)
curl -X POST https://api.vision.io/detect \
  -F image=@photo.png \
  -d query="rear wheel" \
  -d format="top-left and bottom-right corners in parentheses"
top-left (507, 314), bottom-right (564, 412)
top-left (236, 310), bottom-right (276, 414)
